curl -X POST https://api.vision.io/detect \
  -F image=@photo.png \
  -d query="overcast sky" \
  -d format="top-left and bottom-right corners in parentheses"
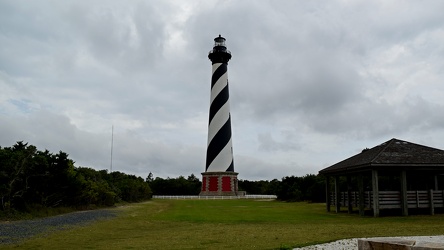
top-left (1, 1), bottom-right (444, 180)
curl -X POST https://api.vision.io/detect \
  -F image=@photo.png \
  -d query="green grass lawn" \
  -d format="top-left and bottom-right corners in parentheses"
top-left (3, 199), bottom-right (444, 249)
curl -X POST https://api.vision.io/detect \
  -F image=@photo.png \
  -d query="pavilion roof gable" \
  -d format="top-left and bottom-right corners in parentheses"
top-left (319, 138), bottom-right (444, 174)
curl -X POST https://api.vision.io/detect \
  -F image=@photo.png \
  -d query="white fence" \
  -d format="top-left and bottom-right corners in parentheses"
top-left (153, 195), bottom-right (277, 200)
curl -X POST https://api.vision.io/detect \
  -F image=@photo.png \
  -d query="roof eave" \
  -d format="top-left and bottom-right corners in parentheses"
top-left (319, 163), bottom-right (444, 175)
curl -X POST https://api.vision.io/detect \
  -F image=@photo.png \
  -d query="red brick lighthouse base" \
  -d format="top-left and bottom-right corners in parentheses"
top-left (200, 172), bottom-right (238, 196)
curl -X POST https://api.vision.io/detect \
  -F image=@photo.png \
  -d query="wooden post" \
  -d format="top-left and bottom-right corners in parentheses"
top-left (416, 191), bottom-right (420, 208)
top-left (326, 176), bottom-right (331, 212)
top-left (400, 170), bottom-right (408, 216)
top-left (429, 189), bottom-right (435, 215)
top-left (347, 175), bottom-right (352, 213)
top-left (435, 175), bottom-right (439, 190)
top-left (368, 191), bottom-right (371, 208)
top-left (372, 170), bottom-right (379, 217)
top-left (358, 174), bottom-right (365, 216)
top-left (335, 176), bottom-right (340, 213)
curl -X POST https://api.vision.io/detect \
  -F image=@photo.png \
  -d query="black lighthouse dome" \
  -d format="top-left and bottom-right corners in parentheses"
top-left (208, 35), bottom-right (231, 64)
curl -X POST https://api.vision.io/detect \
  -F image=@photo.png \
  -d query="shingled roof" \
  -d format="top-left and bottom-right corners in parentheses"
top-left (319, 138), bottom-right (444, 175)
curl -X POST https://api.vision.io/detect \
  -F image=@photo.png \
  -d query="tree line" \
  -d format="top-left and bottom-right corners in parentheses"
top-left (149, 174), bottom-right (325, 202)
top-left (1, 141), bottom-right (326, 215)
top-left (0, 142), bottom-right (152, 213)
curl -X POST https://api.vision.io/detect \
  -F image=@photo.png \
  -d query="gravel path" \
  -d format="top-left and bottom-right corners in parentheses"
top-left (0, 209), bottom-right (117, 244)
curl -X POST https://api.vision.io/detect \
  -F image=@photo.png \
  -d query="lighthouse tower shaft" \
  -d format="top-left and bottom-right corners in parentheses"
top-left (200, 35), bottom-right (238, 196)
top-left (206, 58), bottom-right (234, 172)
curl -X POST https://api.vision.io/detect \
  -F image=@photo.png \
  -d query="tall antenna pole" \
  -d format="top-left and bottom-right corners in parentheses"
top-left (110, 125), bottom-right (114, 173)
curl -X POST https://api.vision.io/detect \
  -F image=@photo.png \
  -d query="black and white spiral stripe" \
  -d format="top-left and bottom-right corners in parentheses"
top-left (206, 62), bottom-right (234, 172)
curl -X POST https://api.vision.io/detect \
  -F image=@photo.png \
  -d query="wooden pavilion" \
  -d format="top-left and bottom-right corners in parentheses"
top-left (319, 138), bottom-right (444, 217)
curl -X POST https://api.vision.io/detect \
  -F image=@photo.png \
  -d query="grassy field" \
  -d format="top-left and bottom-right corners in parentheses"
top-left (3, 199), bottom-right (444, 249)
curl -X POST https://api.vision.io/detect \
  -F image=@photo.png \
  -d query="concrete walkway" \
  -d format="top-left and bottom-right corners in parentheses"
top-left (294, 235), bottom-right (444, 250)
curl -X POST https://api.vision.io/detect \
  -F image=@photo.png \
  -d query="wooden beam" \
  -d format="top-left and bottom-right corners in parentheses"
top-left (335, 176), bottom-right (340, 213)
top-left (347, 175), bottom-right (352, 213)
top-left (358, 174), bottom-right (365, 216)
top-left (326, 176), bottom-right (331, 212)
top-left (400, 170), bottom-right (408, 216)
top-left (429, 189), bottom-right (435, 215)
top-left (372, 170), bottom-right (379, 217)
top-left (416, 191), bottom-right (420, 208)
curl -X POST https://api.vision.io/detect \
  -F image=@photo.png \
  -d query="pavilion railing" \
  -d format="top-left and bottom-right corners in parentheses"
top-left (331, 190), bottom-right (444, 209)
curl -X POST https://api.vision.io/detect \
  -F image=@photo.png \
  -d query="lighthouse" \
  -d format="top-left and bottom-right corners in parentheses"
top-left (200, 35), bottom-right (238, 196)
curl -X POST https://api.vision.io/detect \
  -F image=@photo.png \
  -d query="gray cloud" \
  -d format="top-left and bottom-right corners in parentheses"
top-left (2, 1), bottom-right (444, 180)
